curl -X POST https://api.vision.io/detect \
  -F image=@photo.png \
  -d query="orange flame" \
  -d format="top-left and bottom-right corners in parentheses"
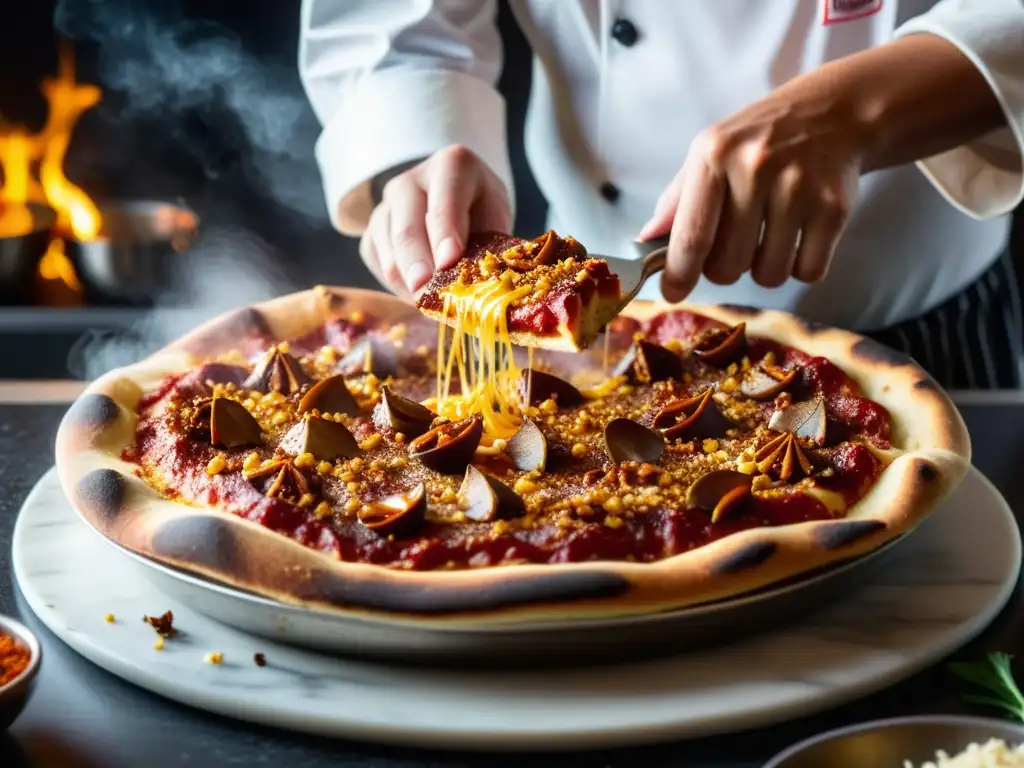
top-left (0, 41), bottom-right (100, 291)
top-left (0, 131), bottom-right (34, 237)
top-left (40, 44), bottom-right (102, 241)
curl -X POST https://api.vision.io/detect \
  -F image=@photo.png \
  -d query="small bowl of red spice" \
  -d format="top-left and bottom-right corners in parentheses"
top-left (0, 615), bottom-right (40, 729)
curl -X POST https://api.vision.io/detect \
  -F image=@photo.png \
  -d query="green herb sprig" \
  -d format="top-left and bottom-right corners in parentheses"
top-left (950, 652), bottom-right (1024, 721)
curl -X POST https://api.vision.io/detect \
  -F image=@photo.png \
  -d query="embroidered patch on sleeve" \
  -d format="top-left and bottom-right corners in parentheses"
top-left (823, 0), bottom-right (883, 24)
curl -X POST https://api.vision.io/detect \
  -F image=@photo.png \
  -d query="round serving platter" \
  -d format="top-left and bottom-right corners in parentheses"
top-left (13, 465), bottom-right (1020, 749)
top-left (106, 523), bottom-right (901, 665)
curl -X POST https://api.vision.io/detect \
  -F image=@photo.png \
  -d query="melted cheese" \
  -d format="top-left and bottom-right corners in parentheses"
top-left (434, 270), bottom-right (529, 440)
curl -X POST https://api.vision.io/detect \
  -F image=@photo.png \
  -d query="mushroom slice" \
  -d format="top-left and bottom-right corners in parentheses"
top-left (245, 458), bottom-right (317, 505)
top-left (279, 414), bottom-right (361, 462)
top-left (192, 397), bottom-right (263, 449)
top-left (520, 368), bottom-right (585, 408)
top-left (603, 418), bottom-right (665, 464)
top-left (653, 388), bottom-right (733, 441)
top-left (694, 323), bottom-right (747, 367)
top-left (768, 396), bottom-right (827, 445)
top-left (358, 484), bottom-right (427, 538)
top-left (753, 433), bottom-right (813, 482)
top-left (739, 365), bottom-right (799, 400)
top-left (458, 466), bottom-right (526, 522)
top-left (502, 229), bottom-right (561, 271)
top-left (372, 385), bottom-right (435, 438)
top-left (244, 345), bottom-right (312, 395)
top-left (506, 419), bottom-right (547, 472)
top-left (408, 415), bottom-right (484, 474)
top-left (298, 374), bottom-right (361, 416)
top-left (611, 339), bottom-right (683, 384)
top-left (337, 337), bottom-right (405, 378)
top-left (685, 469), bottom-right (753, 523)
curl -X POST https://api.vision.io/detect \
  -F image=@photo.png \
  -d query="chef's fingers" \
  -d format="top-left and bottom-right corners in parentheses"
top-left (793, 189), bottom-right (850, 283)
top-left (637, 168), bottom-right (685, 242)
top-left (384, 178), bottom-right (434, 293)
top-left (358, 226), bottom-right (385, 290)
top-left (364, 206), bottom-right (407, 298)
top-left (661, 157), bottom-right (726, 303)
top-left (425, 145), bottom-right (487, 272)
top-left (374, 207), bottom-right (411, 300)
top-left (469, 173), bottom-right (513, 234)
top-left (701, 180), bottom-right (764, 286)
top-left (751, 166), bottom-right (804, 288)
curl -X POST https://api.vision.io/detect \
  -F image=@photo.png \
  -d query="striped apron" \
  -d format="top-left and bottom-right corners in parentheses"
top-left (867, 252), bottom-right (1024, 390)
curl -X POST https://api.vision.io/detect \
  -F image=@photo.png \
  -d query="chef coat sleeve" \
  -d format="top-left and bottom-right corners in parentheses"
top-left (893, 0), bottom-right (1024, 220)
top-left (299, 0), bottom-right (514, 235)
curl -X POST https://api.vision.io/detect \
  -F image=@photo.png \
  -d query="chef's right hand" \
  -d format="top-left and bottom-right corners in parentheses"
top-left (360, 145), bottom-right (512, 299)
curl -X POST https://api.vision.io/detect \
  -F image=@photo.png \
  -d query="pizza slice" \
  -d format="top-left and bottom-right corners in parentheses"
top-left (416, 230), bottom-right (623, 352)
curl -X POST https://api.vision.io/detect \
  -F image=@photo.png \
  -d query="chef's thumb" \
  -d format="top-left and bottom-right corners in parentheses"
top-left (637, 173), bottom-right (685, 242)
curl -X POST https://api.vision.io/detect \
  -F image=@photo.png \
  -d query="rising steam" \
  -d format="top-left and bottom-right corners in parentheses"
top-left (65, 227), bottom-right (294, 380)
top-left (53, 0), bottom-right (322, 219)
top-left (53, 0), bottom-right (324, 380)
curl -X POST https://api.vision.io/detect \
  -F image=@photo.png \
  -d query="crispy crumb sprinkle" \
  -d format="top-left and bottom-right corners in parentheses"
top-left (358, 434), bottom-right (382, 451)
top-left (139, 298), bottom-right (890, 573)
top-left (204, 651), bottom-right (223, 665)
top-left (104, 613), bottom-right (116, 623)
top-left (143, 610), bottom-right (177, 638)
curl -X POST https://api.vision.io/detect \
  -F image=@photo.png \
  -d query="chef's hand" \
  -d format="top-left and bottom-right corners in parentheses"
top-left (636, 91), bottom-right (861, 303)
top-left (360, 145), bottom-right (512, 299)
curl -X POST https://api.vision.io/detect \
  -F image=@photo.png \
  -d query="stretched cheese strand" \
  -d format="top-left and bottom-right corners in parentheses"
top-left (433, 271), bottom-right (529, 440)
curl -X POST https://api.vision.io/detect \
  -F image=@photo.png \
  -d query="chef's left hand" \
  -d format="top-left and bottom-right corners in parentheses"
top-left (637, 90), bottom-right (862, 303)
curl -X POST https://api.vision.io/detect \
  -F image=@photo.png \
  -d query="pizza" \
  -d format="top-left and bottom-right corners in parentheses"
top-left (55, 232), bottom-right (970, 625)
top-left (417, 230), bottom-right (622, 352)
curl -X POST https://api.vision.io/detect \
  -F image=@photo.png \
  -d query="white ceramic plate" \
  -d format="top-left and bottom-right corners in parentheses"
top-left (11, 465), bottom-right (1021, 749)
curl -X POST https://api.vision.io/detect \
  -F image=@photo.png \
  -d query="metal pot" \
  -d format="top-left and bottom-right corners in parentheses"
top-left (65, 199), bottom-right (199, 306)
top-left (0, 203), bottom-right (55, 303)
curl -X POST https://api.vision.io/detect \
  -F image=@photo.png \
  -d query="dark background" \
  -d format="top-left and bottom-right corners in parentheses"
top-left (0, 0), bottom-right (546, 298)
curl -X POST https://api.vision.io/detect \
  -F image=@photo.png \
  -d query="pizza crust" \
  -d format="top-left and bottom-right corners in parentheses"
top-left (55, 287), bottom-right (971, 627)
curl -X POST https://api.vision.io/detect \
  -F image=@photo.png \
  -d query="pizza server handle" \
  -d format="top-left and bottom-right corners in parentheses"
top-left (605, 234), bottom-right (671, 310)
top-left (634, 234), bottom-right (670, 278)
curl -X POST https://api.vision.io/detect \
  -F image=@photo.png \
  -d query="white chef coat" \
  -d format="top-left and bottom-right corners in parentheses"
top-left (298, 0), bottom-right (1024, 332)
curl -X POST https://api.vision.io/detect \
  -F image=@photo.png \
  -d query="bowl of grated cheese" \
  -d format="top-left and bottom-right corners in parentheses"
top-left (764, 716), bottom-right (1024, 767)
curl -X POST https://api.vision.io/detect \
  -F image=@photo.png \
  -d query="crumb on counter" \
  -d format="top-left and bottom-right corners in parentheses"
top-left (143, 610), bottom-right (177, 638)
top-left (254, 652), bottom-right (266, 667)
top-left (204, 651), bottom-right (224, 665)
top-left (153, 636), bottom-right (165, 651)
top-left (104, 613), bottom-right (116, 623)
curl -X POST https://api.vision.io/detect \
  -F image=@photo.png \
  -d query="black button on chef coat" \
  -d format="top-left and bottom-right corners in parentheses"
top-left (611, 19), bottom-right (639, 47)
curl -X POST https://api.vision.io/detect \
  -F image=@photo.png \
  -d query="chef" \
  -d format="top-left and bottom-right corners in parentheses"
top-left (298, 0), bottom-right (1024, 389)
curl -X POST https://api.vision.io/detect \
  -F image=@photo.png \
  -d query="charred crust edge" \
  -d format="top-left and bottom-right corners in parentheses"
top-left (76, 469), bottom-right (126, 521)
top-left (913, 377), bottom-right (938, 391)
top-left (152, 516), bottom-right (240, 572)
top-left (851, 338), bottom-right (913, 367)
top-left (65, 394), bottom-right (120, 430)
top-left (717, 303), bottom-right (761, 317)
top-left (320, 287), bottom-right (347, 314)
top-left (304, 569), bottom-right (630, 615)
top-left (709, 540), bottom-right (776, 575)
top-left (814, 520), bottom-right (886, 550)
top-left (797, 316), bottom-right (830, 334)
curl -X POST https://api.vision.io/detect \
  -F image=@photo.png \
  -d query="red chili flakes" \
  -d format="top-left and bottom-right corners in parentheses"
top-left (0, 632), bottom-right (32, 687)
top-left (143, 610), bottom-right (177, 638)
